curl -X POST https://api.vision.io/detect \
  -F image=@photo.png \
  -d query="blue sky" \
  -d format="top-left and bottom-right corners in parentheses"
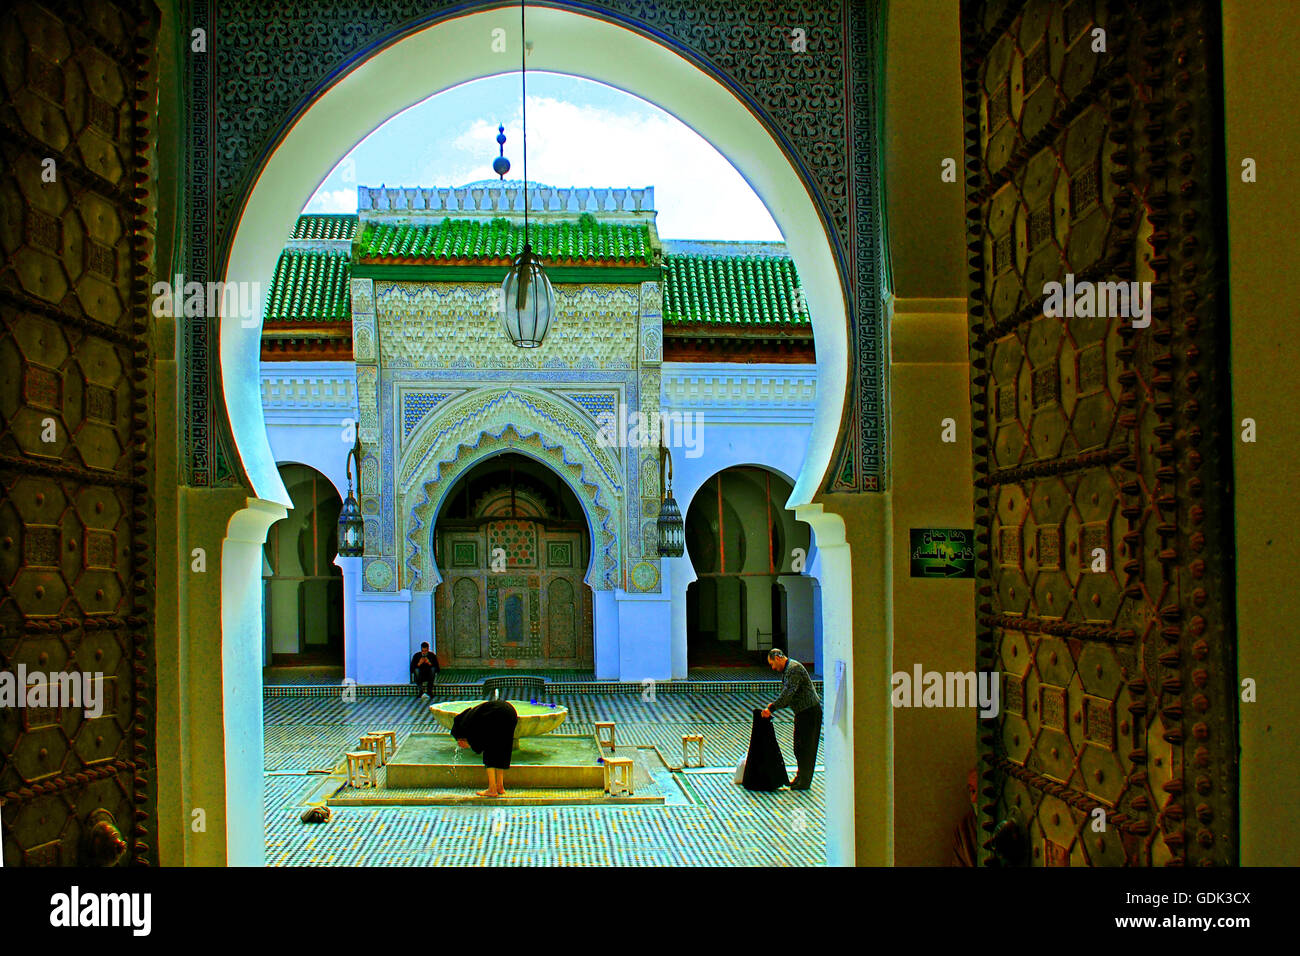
top-left (304, 73), bottom-right (782, 241)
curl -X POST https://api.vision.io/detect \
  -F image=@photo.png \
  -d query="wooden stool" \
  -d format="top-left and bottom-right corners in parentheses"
top-left (594, 721), bottom-right (616, 752)
top-left (682, 734), bottom-right (704, 767)
top-left (603, 755), bottom-right (635, 796)
top-left (359, 733), bottom-right (386, 765)
top-left (345, 750), bottom-right (378, 789)
top-left (367, 730), bottom-right (397, 764)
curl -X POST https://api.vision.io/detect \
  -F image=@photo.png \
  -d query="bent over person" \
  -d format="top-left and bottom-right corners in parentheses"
top-left (450, 699), bottom-right (518, 797)
top-left (760, 649), bottom-right (822, 790)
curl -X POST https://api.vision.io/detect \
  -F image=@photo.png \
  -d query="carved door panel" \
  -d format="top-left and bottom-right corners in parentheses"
top-left (961, 0), bottom-right (1235, 865)
top-left (435, 524), bottom-right (593, 668)
top-left (0, 0), bottom-right (159, 866)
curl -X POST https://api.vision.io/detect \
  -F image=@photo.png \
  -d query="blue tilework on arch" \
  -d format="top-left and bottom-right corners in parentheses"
top-left (402, 391), bottom-right (453, 438)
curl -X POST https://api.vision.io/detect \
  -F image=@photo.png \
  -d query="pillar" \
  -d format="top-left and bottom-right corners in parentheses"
top-left (354, 587), bottom-right (413, 683)
top-left (334, 555), bottom-right (362, 683)
top-left (778, 574), bottom-right (816, 666)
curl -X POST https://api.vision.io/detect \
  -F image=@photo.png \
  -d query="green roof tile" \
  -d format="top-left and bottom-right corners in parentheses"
top-left (355, 216), bottom-right (654, 266)
top-left (662, 254), bottom-right (808, 326)
top-left (264, 250), bottom-right (350, 322)
top-left (291, 214), bottom-right (357, 241)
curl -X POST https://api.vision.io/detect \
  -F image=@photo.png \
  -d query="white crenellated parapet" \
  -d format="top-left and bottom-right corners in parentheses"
top-left (661, 362), bottom-right (817, 423)
top-left (260, 364), bottom-right (357, 412)
top-left (358, 183), bottom-right (655, 216)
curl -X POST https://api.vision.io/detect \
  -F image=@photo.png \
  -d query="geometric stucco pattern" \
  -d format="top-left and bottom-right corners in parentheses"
top-left (186, 0), bottom-right (886, 493)
top-left (375, 272), bottom-right (655, 594)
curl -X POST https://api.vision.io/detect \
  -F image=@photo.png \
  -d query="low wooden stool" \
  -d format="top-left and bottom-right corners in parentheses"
top-left (367, 730), bottom-right (397, 764)
top-left (603, 755), bottom-right (635, 796)
top-left (594, 721), bottom-right (616, 752)
top-left (682, 734), bottom-right (704, 767)
top-left (359, 733), bottom-right (386, 765)
top-left (345, 750), bottom-right (378, 789)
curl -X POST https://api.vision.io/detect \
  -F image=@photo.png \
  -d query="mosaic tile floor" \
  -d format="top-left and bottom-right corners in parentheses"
top-left (262, 665), bottom-right (811, 686)
top-left (265, 692), bottom-right (825, 866)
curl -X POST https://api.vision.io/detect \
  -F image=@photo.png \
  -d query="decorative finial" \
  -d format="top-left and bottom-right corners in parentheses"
top-left (493, 124), bottom-right (511, 179)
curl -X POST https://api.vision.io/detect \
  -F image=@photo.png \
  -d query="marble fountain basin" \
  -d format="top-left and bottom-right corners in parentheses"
top-left (429, 699), bottom-right (567, 745)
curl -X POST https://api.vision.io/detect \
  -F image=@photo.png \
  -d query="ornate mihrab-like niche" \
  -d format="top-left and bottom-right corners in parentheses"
top-left (400, 389), bottom-right (625, 590)
top-left (189, 0), bottom-right (885, 492)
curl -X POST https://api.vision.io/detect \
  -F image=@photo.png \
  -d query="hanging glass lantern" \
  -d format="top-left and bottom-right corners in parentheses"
top-left (338, 437), bottom-right (365, 557)
top-left (500, 243), bottom-right (556, 348)
top-left (493, 0), bottom-right (554, 348)
top-left (657, 444), bottom-right (685, 557)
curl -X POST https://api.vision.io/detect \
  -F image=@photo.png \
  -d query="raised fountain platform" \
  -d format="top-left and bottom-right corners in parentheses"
top-left (385, 732), bottom-right (605, 789)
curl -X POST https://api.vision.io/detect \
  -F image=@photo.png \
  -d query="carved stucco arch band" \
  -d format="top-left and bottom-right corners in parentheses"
top-left (403, 392), bottom-right (621, 591)
top-left (222, 7), bottom-right (849, 514)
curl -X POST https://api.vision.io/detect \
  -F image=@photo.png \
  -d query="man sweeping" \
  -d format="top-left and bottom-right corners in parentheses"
top-left (760, 649), bottom-right (821, 790)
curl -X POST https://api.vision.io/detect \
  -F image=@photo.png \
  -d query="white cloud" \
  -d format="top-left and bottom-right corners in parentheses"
top-left (304, 188), bottom-right (357, 214)
top-left (447, 98), bottom-right (780, 239)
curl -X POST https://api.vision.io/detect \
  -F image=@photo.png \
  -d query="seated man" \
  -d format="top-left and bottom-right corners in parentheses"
top-left (450, 699), bottom-right (518, 797)
top-left (410, 642), bottom-right (439, 698)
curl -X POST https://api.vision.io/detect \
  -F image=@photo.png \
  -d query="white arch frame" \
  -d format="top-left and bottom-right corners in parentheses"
top-left (218, 6), bottom-right (855, 866)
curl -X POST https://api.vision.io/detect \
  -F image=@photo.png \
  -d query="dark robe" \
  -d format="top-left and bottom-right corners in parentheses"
top-left (450, 700), bottom-right (518, 770)
top-left (742, 709), bottom-right (790, 791)
top-left (411, 650), bottom-right (439, 678)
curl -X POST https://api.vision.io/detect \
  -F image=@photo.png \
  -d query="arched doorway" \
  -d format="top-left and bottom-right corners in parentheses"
top-left (684, 467), bottom-right (814, 669)
top-left (262, 464), bottom-right (345, 675)
top-left (217, 6), bottom-right (857, 865)
top-left (431, 453), bottom-right (593, 669)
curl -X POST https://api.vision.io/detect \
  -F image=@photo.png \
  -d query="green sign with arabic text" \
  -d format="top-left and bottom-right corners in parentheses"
top-left (909, 528), bottom-right (975, 578)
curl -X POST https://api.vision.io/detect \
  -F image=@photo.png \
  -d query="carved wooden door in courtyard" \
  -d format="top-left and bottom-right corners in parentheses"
top-left (434, 518), bottom-right (593, 669)
top-left (961, 0), bottom-right (1236, 865)
top-left (0, 0), bottom-right (158, 866)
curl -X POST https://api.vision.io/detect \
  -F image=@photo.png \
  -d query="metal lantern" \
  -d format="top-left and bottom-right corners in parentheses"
top-left (657, 444), bottom-right (685, 557)
top-left (500, 243), bottom-right (556, 348)
top-left (338, 436), bottom-right (365, 557)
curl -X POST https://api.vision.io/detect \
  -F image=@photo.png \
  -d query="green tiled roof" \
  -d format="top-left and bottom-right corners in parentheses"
top-left (291, 214), bottom-right (357, 241)
top-left (355, 216), bottom-right (655, 265)
top-left (264, 250), bottom-right (350, 322)
top-left (662, 254), bottom-right (808, 326)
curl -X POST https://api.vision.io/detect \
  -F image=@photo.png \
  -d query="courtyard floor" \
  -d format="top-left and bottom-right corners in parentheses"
top-left (264, 690), bottom-right (825, 866)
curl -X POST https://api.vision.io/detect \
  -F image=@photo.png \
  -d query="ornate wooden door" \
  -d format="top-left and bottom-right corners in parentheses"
top-left (0, 0), bottom-right (158, 866)
top-left (962, 0), bottom-right (1236, 865)
top-left (434, 522), bottom-right (592, 669)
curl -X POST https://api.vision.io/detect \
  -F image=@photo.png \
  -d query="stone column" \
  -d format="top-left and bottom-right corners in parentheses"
top-left (354, 587), bottom-right (413, 684)
top-left (592, 588), bottom-right (620, 680)
top-left (334, 555), bottom-right (362, 683)
top-left (668, 555), bottom-right (694, 680)
top-left (615, 578), bottom-right (672, 681)
top-left (778, 574), bottom-right (816, 665)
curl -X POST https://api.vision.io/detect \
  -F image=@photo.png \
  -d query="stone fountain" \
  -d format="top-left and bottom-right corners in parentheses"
top-left (426, 699), bottom-right (568, 746)
top-left (384, 698), bottom-right (604, 790)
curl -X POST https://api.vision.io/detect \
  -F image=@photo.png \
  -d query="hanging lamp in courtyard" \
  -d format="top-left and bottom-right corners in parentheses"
top-left (657, 442), bottom-right (685, 557)
top-left (497, 0), bottom-right (556, 348)
top-left (337, 435), bottom-right (365, 557)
